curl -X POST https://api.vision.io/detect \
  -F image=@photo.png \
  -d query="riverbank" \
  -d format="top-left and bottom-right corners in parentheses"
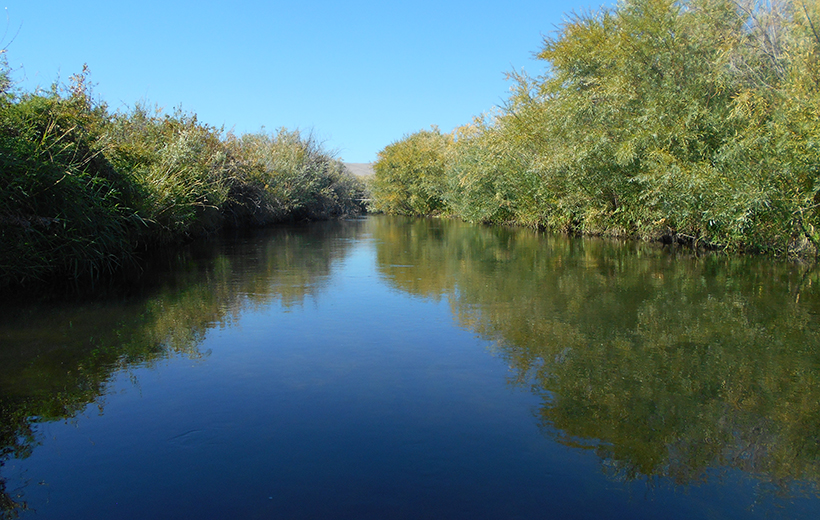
top-left (0, 66), bottom-right (367, 290)
top-left (370, 1), bottom-right (820, 258)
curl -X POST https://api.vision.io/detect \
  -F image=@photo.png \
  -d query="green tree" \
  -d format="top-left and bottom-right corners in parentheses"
top-left (373, 0), bottom-right (820, 256)
top-left (371, 127), bottom-right (452, 216)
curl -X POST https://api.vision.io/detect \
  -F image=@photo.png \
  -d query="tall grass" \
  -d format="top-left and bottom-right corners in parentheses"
top-left (222, 129), bottom-right (367, 226)
top-left (105, 104), bottom-right (231, 242)
top-left (0, 65), bottom-right (366, 289)
top-left (0, 79), bottom-right (138, 285)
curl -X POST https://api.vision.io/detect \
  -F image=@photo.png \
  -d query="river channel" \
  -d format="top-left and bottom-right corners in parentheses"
top-left (1, 215), bottom-right (819, 519)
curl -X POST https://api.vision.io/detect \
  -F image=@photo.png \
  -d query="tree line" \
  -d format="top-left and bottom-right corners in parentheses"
top-left (371, 0), bottom-right (820, 256)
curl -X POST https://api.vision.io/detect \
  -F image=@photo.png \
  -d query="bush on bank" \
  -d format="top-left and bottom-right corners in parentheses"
top-left (370, 127), bottom-right (452, 216)
top-left (0, 65), bottom-right (366, 288)
top-left (372, 0), bottom-right (820, 256)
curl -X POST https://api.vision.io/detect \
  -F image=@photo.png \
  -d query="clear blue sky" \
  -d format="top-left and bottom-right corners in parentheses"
top-left (2, 0), bottom-right (608, 163)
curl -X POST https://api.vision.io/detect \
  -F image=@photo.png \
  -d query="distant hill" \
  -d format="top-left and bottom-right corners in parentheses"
top-left (344, 163), bottom-right (375, 178)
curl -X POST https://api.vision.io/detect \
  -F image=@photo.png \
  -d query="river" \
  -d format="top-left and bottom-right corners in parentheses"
top-left (1, 215), bottom-right (819, 519)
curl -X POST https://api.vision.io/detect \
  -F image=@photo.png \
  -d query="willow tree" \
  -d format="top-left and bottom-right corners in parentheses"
top-left (783, 0), bottom-right (820, 253)
top-left (371, 127), bottom-right (452, 216)
top-left (445, 113), bottom-right (550, 226)
top-left (480, 0), bottom-right (820, 252)
top-left (515, 0), bottom-right (750, 238)
top-left (371, 0), bottom-right (820, 254)
top-left (725, 0), bottom-right (820, 254)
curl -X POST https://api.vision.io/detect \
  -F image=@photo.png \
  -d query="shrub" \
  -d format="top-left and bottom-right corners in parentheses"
top-left (372, 0), bottom-right (820, 255)
top-left (371, 128), bottom-right (452, 216)
top-left (105, 104), bottom-right (230, 242)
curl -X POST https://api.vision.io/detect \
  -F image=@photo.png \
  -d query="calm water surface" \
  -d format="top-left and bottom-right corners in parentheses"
top-left (1, 216), bottom-right (819, 519)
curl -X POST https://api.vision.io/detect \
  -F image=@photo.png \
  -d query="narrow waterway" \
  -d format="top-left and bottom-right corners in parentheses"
top-left (1, 215), bottom-right (819, 519)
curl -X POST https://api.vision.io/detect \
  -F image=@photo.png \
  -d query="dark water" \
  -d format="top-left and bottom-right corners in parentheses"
top-left (2, 216), bottom-right (819, 519)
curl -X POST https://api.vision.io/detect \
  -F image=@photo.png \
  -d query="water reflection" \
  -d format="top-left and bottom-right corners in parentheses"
top-left (372, 216), bottom-right (820, 496)
top-left (0, 220), bottom-right (365, 517)
top-left (1, 216), bottom-right (819, 517)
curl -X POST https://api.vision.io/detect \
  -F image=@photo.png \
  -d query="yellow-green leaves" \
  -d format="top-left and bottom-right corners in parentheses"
top-left (370, 0), bottom-right (820, 255)
top-left (371, 127), bottom-right (453, 216)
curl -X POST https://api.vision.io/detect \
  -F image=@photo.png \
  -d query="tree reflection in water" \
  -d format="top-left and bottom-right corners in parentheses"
top-left (0, 220), bottom-right (364, 518)
top-left (373, 216), bottom-right (820, 498)
top-left (1, 216), bottom-right (819, 518)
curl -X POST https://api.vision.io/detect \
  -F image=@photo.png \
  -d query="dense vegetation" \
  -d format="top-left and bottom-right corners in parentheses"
top-left (0, 64), bottom-right (366, 288)
top-left (371, 0), bottom-right (820, 256)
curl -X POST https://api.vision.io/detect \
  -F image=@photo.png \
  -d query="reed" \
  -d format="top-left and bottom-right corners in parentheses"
top-left (222, 128), bottom-right (367, 226)
top-left (0, 66), bottom-right (367, 289)
top-left (0, 87), bottom-right (137, 286)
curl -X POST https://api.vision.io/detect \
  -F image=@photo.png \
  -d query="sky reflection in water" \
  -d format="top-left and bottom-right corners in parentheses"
top-left (1, 216), bottom-right (819, 519)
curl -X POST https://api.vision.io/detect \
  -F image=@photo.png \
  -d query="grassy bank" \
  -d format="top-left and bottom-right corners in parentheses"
top-left (0, 65), bottom-right (367, 289)
top-left (371, 0), bottom-right (820, 257)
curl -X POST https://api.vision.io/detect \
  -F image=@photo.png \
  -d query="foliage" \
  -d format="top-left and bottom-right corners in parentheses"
top-left (0, 64), bottom-right (366, 288)
top-left (222, 129), bottom-right (367, 226)
top-left (371, 127), bottom-right (452, 216)
top-left (445, 115), bottom-right (545, 226)
top-left (0, 72), bottom-right (139, 286)
top-left (105, 104), bottom-right (230, 242)
top-left (371, 0), bottom-right (820, 256)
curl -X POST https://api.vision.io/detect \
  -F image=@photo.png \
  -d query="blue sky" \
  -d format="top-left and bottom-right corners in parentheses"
top-left (2, 1), bottom-right (608, 163)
